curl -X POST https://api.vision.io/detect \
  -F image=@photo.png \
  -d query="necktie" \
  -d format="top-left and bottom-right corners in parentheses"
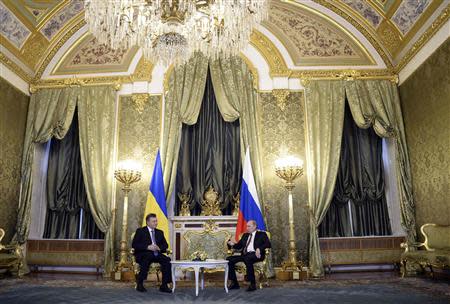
top-left (243, 234), bottom-right (253, 255)
top-left (151, 229), bottom-right (158, 256)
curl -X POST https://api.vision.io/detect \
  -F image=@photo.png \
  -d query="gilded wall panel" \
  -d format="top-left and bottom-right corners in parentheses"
top-left (115, 95), bottom-right (161, 250)
top-left (399, 39), bottom-right (450, 236)
top-left (0, 78), bottom-right (29, 243)
top-left (259, 92), bottom-right (309, 266)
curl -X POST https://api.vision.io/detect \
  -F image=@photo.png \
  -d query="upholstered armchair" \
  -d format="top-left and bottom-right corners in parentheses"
top-left (0, 228), bottom-right (23, 278)
top-left (229, 231), bottom-right (271, 289)
top-left (129, 232), bottom-right (172, 285)
top-left (400, 224), bottom-right (450, 277)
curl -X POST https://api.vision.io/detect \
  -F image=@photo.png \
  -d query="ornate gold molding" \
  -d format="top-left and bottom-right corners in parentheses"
top-left (34, 19), bottom-right (86, 81)
top-left (133, 58), bottom-right (154, 82)
top-left (131, 93), bottom-right (149, 114)
top-left (296, 69), bottom-right (398, 86)
top-left (0, 52), bottom-right (32, 82)
top-left (395, 6), bottom-right (449, 73)
top-left (272, 89), bottom-right (290, 111)
top-left (20, 33), bottom-right (49, 68)
top-left (250, 30), bottom-right (290, 77)
top-left (313, 0), bottom-right (393, 68)
top-left (30, 75), bottom-right (123, 93)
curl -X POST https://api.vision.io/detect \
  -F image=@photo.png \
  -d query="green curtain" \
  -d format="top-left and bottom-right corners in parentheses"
top-left (209, 56), bottom-right (270, 275)
top-left (77, 86), bottom-right (116, 276)
top-left (14, 87), bottom-right (78, 274)
top-left (319, 102), bottom-right (391, 237)
top-left (345, 80), bottom-right (416, 244)
top-left (304, 80), bottom-right (346, 278)
top-left (209, 56), bottom-right (265, 208)
top-left (306, 79), bottom-right (416, 277)
top-left (161, 53), bottom-right (209, 201)
top-left (15, 86), bottom-right (117, 276)
top-left (44, 110), bottom-right (104, 239)
top-left (176, 70), bottom-right (242, 215)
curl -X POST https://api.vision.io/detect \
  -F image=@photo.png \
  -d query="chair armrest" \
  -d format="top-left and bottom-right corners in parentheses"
top-left (401, 241), bottom-right (427, 253)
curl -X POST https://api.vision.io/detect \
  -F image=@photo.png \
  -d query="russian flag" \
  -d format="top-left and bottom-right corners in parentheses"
top-left (142, 149), bottom-right (170, 247)
top-left (235, 147), bottom-right (266, 241)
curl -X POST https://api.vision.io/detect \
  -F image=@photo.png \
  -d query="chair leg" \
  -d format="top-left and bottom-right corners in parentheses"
top-left (400, 259), bottom-right (406, 278)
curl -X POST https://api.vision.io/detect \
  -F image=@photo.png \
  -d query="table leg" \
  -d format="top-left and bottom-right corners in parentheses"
top-left (195, 266), bottom-right (199, 296)
top-left (201, 267), bottom-right (204, 290)
top-left (224, 264), bottom-right (229, 293)
top-left (171, 265), bottom-right (176, 293)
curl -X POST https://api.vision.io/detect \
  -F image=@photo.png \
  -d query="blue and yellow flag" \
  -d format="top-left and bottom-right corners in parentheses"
top-left (142, 149), bottom-right (169, 247)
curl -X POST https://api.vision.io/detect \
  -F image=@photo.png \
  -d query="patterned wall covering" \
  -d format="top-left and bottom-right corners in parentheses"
top-left (0, 1), bottom-right (31, 49)
top-left (259, 92), bottom-right (309, 266)
top-left (115, 95), bottom-right (161, 251)
top-left (265, 1), bottom-right (374, 66)
top-left (40, 0), bottom-right (83, 40)
top-left (392, 0), bottom-right (432, 35)
top-left (0, 78), bottom-right (29, 243)
top-left (399, 39), bottom-right (450, 236)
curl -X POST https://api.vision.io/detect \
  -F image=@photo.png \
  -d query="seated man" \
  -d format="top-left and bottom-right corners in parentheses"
top-left (227, 220), bottom-right (271, 291)
top-left (131, 213), bottom-right (172, 293)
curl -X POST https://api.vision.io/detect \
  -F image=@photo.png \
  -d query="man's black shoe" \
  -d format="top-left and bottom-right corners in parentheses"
top-left (246, 284), bottom-right (257, 292)
top-left (159, 285), bottom-right (172, 293)
top-left (228, 281), bottom-right (240, 290)
top-left (136, 284), bottom-right (147, 292)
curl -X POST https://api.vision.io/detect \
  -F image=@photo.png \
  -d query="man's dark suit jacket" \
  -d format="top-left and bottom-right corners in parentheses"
top-left (229, 231), bottom-right (271, 259)
top-left (132, 227), bottom-right (168, 255)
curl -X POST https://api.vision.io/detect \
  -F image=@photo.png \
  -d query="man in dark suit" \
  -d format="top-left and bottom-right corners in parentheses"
top-left (227, 220), bottom-right (271, 291)
top-left (132, 213), bottom-right (172, 293)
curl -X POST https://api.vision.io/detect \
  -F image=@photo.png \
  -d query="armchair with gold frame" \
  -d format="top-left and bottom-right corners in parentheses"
top-left (400, 223), bottom-right (450, 277)
top-left (228, 231), bottom-right (271, 289)
top-left (129, 232), bottom-right (172, 285)
top-left (0, 228), bottom-right (23, 278)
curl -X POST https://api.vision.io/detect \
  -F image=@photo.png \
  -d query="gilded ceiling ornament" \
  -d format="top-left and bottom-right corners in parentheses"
top-left (272, 89), bottom-right (290, 111)
top-left (313, 0), bottom-right (393, 68)
top-left (20, 33), bottom-right (48, 68)
top-left (377, 20), bottom-right (402, 55)
top-left (131, 94), bottom-right (150, 114)
top-left (395, 6), bottom-right (449, 73)
top-left (250, 30), bottom-right (290, 77)
top-left (34, 19), bottom-right (86, 81)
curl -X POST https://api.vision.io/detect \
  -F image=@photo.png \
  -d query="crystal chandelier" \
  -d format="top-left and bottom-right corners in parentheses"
top-left (84, 0), bottom-right (268, 66)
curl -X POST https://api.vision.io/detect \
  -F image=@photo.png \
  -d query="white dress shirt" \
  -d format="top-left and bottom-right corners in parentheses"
top-left (147, 226), bottom-right (156, 244)
top-left (246, 231), bottom-right (257, 253)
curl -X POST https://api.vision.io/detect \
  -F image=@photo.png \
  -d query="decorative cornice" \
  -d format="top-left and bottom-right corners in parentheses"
top-left (294, 69), bottom-right (398, 85)
top-left (395, 6), bottom-right (449, 73)
top-left (0, 52), bottom-right (32, 82)
top-left (313, 0), bottom-right (394, 69)
top-left (250, 30), bottom-right (290, 77)
top-left (30, 75), bottom-right (123, 93)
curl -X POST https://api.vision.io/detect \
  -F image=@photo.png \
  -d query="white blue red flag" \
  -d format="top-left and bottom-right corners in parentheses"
top-left (235, 147), bottom-right (266, 241)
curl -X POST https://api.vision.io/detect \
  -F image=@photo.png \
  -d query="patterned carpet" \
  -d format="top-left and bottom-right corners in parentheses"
top-left (0, 276), bottom-right (449, 304)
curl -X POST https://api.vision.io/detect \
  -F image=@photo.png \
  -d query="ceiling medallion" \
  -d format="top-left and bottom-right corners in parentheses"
top-left (84, 0), bottom-right (268, 66)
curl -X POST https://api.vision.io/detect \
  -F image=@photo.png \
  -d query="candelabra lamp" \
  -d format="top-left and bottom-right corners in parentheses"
top-left (114, 160), bottom-right (142, 272)
top-left (275, 156), bottom-right (304, 272)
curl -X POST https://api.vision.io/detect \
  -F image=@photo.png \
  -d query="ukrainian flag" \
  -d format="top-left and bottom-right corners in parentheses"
top-left (142, 150), bottom-right (169, 247)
